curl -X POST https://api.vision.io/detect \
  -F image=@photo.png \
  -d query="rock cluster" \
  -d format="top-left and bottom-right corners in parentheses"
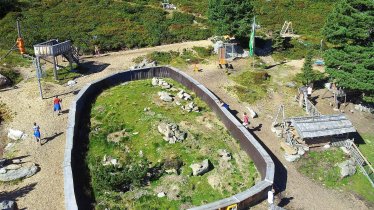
top-left (0, 159), bottom-right (38, 182)
top-left (218, 149), bottom-right (231, 161)
top-left (338, 158), bottom-right (356, 178)
top-left (181, 102), bottom-right (199, 112)
top-left (177, 90), bottom-right (192, 100)
top-left (131, 59), bottom-right (157, 69)
top-left (190, 159), bottom-right (210, 176)
top-left (158, 91), bottom-right (173, 102)
top-left (157, 122), bottom-right (186, 144)
top-left (354, 104), bottom-right (373, 113)
top-left (7, 129), bottom-right (26, 141)
top-left (152, 77), bottom-right (172, 89)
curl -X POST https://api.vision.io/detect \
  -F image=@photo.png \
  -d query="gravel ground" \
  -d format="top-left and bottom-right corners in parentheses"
top-left (0, 39), bottom-right (371, 210)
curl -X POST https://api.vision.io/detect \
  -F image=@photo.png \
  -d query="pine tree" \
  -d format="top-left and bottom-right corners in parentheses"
top-left (208, 0), bottom-right (254, 38)
top-left (301, 50), bottom-right (314, 85)
top-left (322, 0), bottom-right (374, 102)
top-left (297, 50), bottom-right (324, 85)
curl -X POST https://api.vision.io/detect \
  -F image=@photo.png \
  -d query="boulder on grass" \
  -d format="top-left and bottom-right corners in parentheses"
top-left (190, 159), bottom-right (210, 176)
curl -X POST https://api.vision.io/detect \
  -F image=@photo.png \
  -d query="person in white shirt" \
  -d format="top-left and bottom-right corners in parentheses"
top-left (268, 188), bottom-right (275, 210)
top-left (307, 86), bottom-right (313, 98)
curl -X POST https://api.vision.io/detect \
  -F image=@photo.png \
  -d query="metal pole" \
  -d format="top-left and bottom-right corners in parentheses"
top-left (35, 57), bottom-right (43, 99)
top-left (16, 19), bottom-right (22, 38)
top-left (53, 56), bottom-right (58, 80)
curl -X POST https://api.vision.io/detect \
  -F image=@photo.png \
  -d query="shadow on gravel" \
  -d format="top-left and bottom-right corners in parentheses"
top-left (0, 182), bottom-right (37, 201)
top-left (246, 128), bottom-right (288, 194)
top-left (42, 132), bottom-right (64, 145)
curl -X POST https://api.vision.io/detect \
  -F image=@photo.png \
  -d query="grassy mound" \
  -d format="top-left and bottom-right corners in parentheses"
top-left (87, 79), bottom-right (258, 209)
top-left (297, 149), bottom-right (374, 204)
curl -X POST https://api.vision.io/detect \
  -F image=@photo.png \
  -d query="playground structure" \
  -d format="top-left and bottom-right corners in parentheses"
top-left (217, 41), bottom-right (247, 69)
top-left (280, 21), bottom-right (300, 38)
top-left (272, 96), bottom-right (374, 187)
top-left (161, 0), bottom-right (176, 10)
top-left (33, 39), bottom-right (79, 81)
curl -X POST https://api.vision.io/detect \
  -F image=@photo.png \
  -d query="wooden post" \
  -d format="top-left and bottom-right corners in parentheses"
top-left (53, 56), bottom-right (58, 80)
top-left (299, 93), bottom-right (304, 107)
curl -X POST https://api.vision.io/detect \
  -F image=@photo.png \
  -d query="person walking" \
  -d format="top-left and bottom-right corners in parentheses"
top-left (33, 122), bottom-right (41, 145)
top-left (53, 95), bottom-right (62, 116)
top-left (268, 188), bottom-right (275, 210)
top-left (242, 112), bottom-right (249, 127)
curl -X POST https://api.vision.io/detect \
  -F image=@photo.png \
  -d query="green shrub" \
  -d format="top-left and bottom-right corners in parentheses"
top-left (192, 46), bottom-right (213, 58)
top-left (91, 157), bottom-right (149, 192)
top-left (0, 67), bottom-right (22, 85)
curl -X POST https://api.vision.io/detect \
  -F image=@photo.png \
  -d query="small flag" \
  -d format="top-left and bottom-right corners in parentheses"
top-left (249, 16), bottom-right (256, 57)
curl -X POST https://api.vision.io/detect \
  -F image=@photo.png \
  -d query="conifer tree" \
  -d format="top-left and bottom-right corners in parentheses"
top-left (208, 0), bottom-right (254, 38)
top-left (322, 0), bottom-right (374, 102)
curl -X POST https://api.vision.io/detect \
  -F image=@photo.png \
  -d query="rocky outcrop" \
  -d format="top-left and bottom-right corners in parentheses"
top-left (152, 78), bottom-right (172, 89)
top-left (158, 91), bottom-right (173, 102)
top-left (7, 129), bottom-right (26, 141)
top-left (0, 162), bottom-right (38, 182)
top-left (177, 90), bottom-right (192, 100)
top-left (181, 102), bottom-right (199, 112)
top-left (190, 159), bottom-right (210, 176)
top-left (338, 158), bottom-right (356, 178)
top-left (131, 59), bottom-right (157, 69)
top-left (157, 122), bottom-right (186, 144)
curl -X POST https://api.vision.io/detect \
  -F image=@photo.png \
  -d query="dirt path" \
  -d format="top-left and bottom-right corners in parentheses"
top-left (0, 40), bottom-right (370, 209)
top-left (182, 60), bottom-right (370, 210)
top-left (0, 40), bottom-right (211, 210)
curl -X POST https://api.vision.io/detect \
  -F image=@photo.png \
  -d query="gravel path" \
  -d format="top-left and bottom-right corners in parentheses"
top-left (0, 39), bottom-right (370, 210)
top-left (0, 40), bottom-right (211, 210)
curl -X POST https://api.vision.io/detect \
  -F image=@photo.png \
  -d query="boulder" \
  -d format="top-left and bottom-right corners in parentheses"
top-left (338, 159), bottom-right (356, 178)
top-left (280, 142), bottom-right (297, 155)
top-left (0, 74), bottom-right (11, 88)
top-left (218, 149), bottom-right (232, 161)
top-left (285, 81), bottom-right (296, 88)
top-left (7, 129), bottom-right (25, 141)
top-left (190, 159), bottom-right (210, 176)
top-left (284, 154), bottom-right (300, 162)
top-left (158, 91), bottom-right (173, 102)
top-left (158, 122), bottom-right (186, 144)
top-left (297, 147), bottom-right (305, 156)
top-left (157, 192), bottom-right (166, 198)
top-left (67, 80), bottom-right (76, 86)
top-left (152, 77), bottom-right (159, 86)
top-left (0, 200), bottom-right (16, 210)
top-left (4, 164), bottom-right (21, 170)
top-left (0, 163), bottom-right (38, 182)
top-left (246, 107), bottom-right (258, 118)
top-left (177, 90), bottom-right (185, 99)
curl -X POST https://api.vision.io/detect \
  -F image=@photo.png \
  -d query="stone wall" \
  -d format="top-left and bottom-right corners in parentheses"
top-left (63, 66), bottom-right (274, 210)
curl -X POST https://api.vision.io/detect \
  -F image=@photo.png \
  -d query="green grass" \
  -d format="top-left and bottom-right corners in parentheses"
top-left (297, 149), bottom-right (374, 205)
top-left (228, 70), bottom-right (271, 104)
top-left (133, 46), bottom-right (214, 68)
top-left (0, 67), bottom-right (22, 85)
top-left (43, 64), bottom-right (80, 85)
top-left (87, 79), bottom-right (258, 209)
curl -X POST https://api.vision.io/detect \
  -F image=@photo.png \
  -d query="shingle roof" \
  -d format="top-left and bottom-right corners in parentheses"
top-left (290, 114), bottom-right (356, 139)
